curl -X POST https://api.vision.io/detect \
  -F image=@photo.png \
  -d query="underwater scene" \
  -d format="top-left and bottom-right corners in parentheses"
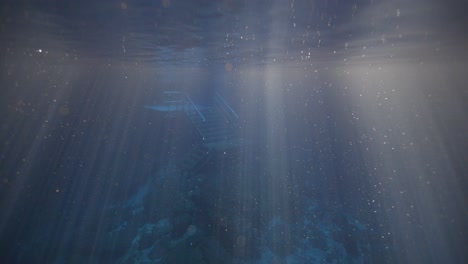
top-left (0, 0), bottom-right (467, 263)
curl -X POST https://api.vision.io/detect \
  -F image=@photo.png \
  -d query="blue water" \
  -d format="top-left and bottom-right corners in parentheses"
top-left (0, 0), bottom-right (467, 263)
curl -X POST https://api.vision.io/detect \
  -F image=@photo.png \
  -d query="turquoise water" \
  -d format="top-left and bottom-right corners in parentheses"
top-left (0, 0), bottom-right (467, 263)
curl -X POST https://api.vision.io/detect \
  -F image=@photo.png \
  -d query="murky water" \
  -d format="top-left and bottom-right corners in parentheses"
top-left (0, 1), bottom-right (467, 263)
